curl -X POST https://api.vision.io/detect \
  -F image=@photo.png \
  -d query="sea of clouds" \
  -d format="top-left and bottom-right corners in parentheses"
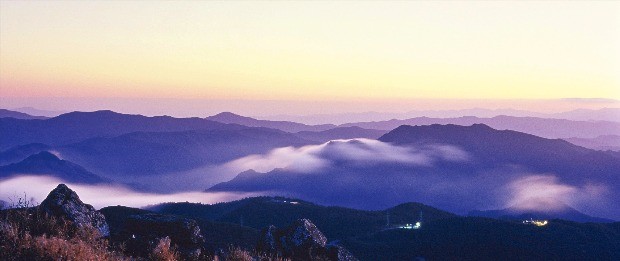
top-left (0, 139), bottom-right (613, 220)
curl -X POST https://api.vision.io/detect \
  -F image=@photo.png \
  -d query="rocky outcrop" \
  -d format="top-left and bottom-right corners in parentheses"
top-left (257, 219), bottom-right (358, 261)
top-left (327, 244), bottom-right (358, 261)
top-left (118, 213), bottom-right (204, 258)
top-left (38, 184), bottom-right (109, 237)
top-left (258, 225), bottom-right (278, 253)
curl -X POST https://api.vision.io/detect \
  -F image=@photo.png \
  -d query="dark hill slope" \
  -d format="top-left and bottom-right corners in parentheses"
top-left (343, 218), bottom-right (620, 260)
top-left (0, 151), bottom-right (106, 183)
top-left (150, 197), bottom-right (620, 260)
top-left (59, 127), bottom-right (312, 176)
top-left (100, 205), bottom-right (260, 250)
top-left (149, 196), bottom-right (456, 240)
top-left (0, 143), bottom-right (51, 165)
top-left (379, 124), bottom-right (620, 183)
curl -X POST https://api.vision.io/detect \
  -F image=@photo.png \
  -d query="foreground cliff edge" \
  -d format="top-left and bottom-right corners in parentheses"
top-left (0, 184), bottom-right (357, 260)
top-left (1, 184), bottom-right (619, 260)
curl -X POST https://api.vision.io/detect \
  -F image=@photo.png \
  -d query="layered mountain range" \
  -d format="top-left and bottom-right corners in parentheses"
top-left (1, 108), bottom-right (619, 222)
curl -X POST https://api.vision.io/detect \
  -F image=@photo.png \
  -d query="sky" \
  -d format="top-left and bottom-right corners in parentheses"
top-left (1, 1), bottom-right (619, 116)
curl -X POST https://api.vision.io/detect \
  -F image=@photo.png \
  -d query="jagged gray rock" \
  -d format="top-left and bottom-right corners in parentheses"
top-left (281, 219), bottom-right (328, 256)
top-left (39, 183), bottom-right (110, 237)
top-left (257, 218), bottom-right (358, 261)
top-left (327, 245), bottom-right (358, 261)
top-left (258, 225), bottom-right (278, 253)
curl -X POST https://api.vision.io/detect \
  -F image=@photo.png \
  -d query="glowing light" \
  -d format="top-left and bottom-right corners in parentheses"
top-left (522, 219), bottom-right (548, 227)
top-left (398, 222), bottom-right (422, 230)
top-left (533, 220), bottom-right (548, 227)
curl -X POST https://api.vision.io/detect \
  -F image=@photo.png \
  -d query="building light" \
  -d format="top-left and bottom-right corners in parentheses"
top-left (523, 219), bottom-right (548, 227)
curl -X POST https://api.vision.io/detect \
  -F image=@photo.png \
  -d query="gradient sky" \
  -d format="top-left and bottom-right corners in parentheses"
top-left (0, 1), bottom-right (619, 115)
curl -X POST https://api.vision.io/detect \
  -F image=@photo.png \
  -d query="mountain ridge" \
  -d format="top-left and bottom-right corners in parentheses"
top-left (0, 151), bottom-right (107, 184)
top-left (0, 110), bottom-right (241, 150)
top-left (341, 115), bottom-right (620, 139)
top-left (0, 109), bottom-right (48, 120)
top-left (209, 124), bottom-right (620, 220)
top-left (207, 111), bottom-right (337, 132)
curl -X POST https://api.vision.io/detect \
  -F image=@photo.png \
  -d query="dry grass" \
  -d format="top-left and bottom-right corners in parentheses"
top-left (0, 205), bottom-right (286, 261)
top-left (149, 236), bottom-right (181, 261)
top-left (221, 246), bottom-right (290, 261)
top-left (226, 247), bottom-right (254, 261)
top-left (0, 208), bottom-right (127, 261)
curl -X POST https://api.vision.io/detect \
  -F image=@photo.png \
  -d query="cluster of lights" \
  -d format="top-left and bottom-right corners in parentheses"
top-left (399, 222), bottom-right (422, 230)
top-left (522, 219), bottom-right (548, 227)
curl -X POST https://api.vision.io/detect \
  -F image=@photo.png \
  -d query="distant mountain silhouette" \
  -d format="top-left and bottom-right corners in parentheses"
top-left (263, 107), bottom-right (620, 125)
top-left (0, 111), bottom-right (323, 191)
top-left (264, 108), bottom-right (546, 125)
top-left (58, 128), bottom-right (313, 178)
top-left (0, 109), bottom-right (47, 120)
top-left (207, 112), bottom-right (336, 132)
top-left (340, 115), bottom-right (620, 139)
top-left (564, 135), bottom-right (620, 151)
top-left (550, 107), bottom-right (620, 122)
top-left (208, 112), bottom-right (386, 142)
top-left (0, 151), bottom-right (106, 183)
top-left (294, 126), bottom-right (387, 142)
top-left (0, 110), bottom-right (240, 150)
top-left (209, 124), bottom-right (620, 220)
top-left (379, 124), bottom-right (620, 177)
top-left (0, 143), bottom-right (51, 165)
top-left (12, 107), bottom-right (65, 117)
top-left (469, 202), bottom-right (614, 223)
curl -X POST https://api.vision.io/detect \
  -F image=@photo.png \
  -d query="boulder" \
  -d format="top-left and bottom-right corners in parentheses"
top-left (257, 218), bottom-right (358, 261)
top-left (39, 184), bottom-right (109, 237)
top-left (327, 245), bottom-right (358, 261)
top-left (257, 225), bottom-right (278, 253)
top-left (281, 219), bottom-right (328, 257)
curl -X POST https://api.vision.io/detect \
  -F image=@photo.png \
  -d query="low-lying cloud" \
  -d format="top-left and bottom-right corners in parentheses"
top-left (505, 175), bottom-right (608, 212)
top-left (0, 175), bottom-right (257, 210)
top-left (506, 175), bottom-right (576, 211)
top-left (224, 138), bottom-right (469, 173)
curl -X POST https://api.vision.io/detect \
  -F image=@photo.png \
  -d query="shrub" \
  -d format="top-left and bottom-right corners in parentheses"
top-left (222, 246), bottom-right (290, 261)
top-left (149, 236), bottom-right (180, 261)
top-left (226, 247), bottom-right (253, 261)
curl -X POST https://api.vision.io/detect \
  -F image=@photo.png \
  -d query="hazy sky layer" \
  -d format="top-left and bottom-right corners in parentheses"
top-left (1, 97), bottom-right (619, 118)
top-left (1, 1), bottom-right (619, 113)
